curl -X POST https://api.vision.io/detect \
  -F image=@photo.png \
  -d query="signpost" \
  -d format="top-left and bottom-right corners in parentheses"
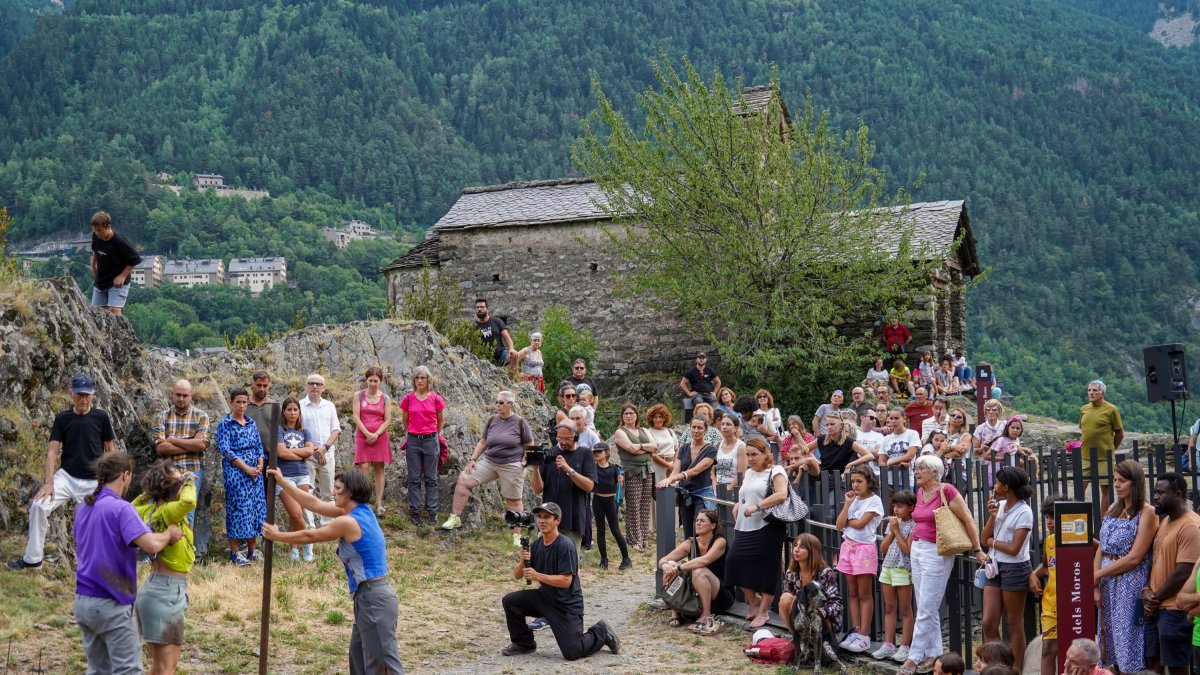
top-left (1054, 501), bottom-right (1096, 674)
top-left (975, 362), bottom-right (993, 424)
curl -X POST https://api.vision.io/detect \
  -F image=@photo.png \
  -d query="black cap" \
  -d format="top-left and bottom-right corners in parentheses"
top-left (591, 441), bottom-right (609, 453)
top-left (532, 502), bottom-right (562, 518)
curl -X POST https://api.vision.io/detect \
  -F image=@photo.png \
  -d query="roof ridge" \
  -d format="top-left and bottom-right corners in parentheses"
top-left (461, 177), bottom-right (596, 194)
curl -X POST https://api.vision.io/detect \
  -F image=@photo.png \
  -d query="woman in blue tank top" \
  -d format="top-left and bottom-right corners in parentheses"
top-left (265, 467), bottom-right (404, 674)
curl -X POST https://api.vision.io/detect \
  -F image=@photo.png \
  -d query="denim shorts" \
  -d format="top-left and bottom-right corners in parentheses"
top-left (91, 283), bottom-right (130, 308)
top-left (983, 560), bottom-right (1033, 591)
top-left (1146, 608), bottom-right (1191, 667)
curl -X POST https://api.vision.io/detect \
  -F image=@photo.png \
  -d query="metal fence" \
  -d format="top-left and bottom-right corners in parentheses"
top-left (653, 440), bottom-right (1194, 661)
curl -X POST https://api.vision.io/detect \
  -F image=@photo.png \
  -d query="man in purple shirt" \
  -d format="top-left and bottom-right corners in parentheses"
top-left (74, 452), bottom-right (180, 674)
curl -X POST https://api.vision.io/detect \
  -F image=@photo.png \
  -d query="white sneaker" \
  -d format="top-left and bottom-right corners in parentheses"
top-left (845, 635), bottom-right (871, 653)
top-left (301, 544), bottom-right (314, 562)
top-left (289, 548), bottom-right (300, 562)
top-left (512, 532), bottom-right (522, 549)
top-left (440, 514), bottom-right (462, 530)
top-left (871, 643), bottom-right (896, 660)
top-left (892, 645), bottom-right (910, 663)
top-left (838, 633), bottom-right (860, 650)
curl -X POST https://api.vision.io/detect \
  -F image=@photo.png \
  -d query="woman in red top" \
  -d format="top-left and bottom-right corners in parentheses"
top-left (353, 367), bottom-right (392, 513)
top-left (399, 366), bottom-right (445, 525)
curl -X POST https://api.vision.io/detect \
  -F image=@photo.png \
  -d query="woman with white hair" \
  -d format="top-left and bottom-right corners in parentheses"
top-left (898, 454), bottom-right (986, 675)
top-left (515, 333), bottom-right (545, 392)
top-left (399, 365), bottom-right (445, 525)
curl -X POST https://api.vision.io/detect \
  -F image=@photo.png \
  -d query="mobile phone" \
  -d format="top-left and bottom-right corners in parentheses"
top-left (1133, 599), bottom-right (1146, 626)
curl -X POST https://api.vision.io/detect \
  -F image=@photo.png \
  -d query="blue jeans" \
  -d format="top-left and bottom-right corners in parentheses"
top-left (955, 365), bottom-right (973, 383)
top-left (190, 469), bottom-right (209, 558)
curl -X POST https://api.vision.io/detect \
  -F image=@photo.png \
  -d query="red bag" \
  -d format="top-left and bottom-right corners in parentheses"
top-left (744, 637), bottom-right (794, 665)
top-left (437, 435), bottom-right (450, 468)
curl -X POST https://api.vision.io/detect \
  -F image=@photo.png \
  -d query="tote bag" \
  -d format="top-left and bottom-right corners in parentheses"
top-left (934, 484), bottom-right (972, 556)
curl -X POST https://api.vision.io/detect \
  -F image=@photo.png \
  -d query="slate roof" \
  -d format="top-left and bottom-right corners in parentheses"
top-left (380, 236), bottom-right (442, 272)
top-left (732, 85), bottom-right (791, 125)
top-left (383, 181), bottom-right (978, 275)
top-left (165, 259), bottom-right (223, 275)
top-left (228, 257), bottom-right (286, 273)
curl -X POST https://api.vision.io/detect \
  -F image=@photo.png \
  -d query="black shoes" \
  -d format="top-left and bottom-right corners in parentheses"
top-left (599, 559), bottom-right (609, 569)
top-left (618, 557), bottom-right (633, 570)
top-left (501, 643), bottom-right (536, 656)
top-left (597, 620), bottom-right (620, 654)
top-left (8, 559), bottom-right (41, 570)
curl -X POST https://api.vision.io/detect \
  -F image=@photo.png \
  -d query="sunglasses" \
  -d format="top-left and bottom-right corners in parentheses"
top-left (495, 400), bottom-right (511, 405)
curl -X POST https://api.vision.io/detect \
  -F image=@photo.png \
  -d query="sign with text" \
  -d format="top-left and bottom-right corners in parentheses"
top-left (1054, 502), bottom-right (1096, 675)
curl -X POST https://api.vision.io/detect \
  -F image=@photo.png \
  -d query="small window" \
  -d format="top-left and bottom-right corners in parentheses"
top-left (589, 262), bottom-right (598, 273)
top-left (492, 273), bottom-right (501, 282)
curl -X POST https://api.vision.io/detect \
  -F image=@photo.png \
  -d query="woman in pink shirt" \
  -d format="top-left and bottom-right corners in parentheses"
top-left (899, 454), bottom-right (986, 675)
top-left (399, 366), bottom-right (445, 526)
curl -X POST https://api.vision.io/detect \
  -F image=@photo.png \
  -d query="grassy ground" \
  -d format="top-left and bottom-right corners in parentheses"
top-left (0, 512), bottom-right (802, 674)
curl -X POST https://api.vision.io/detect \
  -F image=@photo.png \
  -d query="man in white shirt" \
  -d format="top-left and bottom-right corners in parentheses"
top-left (857, 411), bottom-right (886, 476)
top-left (300, 373), bottom-right (342, 528)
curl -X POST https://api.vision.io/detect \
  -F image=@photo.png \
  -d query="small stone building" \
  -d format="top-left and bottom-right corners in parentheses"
top-left (383, 178), bottom-right (980, 379)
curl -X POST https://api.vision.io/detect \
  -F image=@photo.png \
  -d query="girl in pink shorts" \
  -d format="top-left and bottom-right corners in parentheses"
top-left (835, 465), bottom-right (884, 653)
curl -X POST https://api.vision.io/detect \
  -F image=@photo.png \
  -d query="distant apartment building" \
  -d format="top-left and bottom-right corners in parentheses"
top-left (320, 220), bottom-right (390, 248)
top-left (194, 173), bottom-right (225, 189)
top-left (164, 259), bottom-right (225, 288)
top-left (227, 257), bottom-right (287, 295)
top-left (131, 255), bottom-right (165, 287)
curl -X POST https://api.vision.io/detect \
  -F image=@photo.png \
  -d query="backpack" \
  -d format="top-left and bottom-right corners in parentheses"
top-left (744, 637), bottom-right (795, 665)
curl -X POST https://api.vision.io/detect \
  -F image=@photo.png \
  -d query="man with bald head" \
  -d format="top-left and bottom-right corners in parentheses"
top-left (152, 379), bottom-right (210, 550)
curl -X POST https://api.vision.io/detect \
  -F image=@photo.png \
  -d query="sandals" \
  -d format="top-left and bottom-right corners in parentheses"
top-left (668, 617), bottom-right (683, 627)
top-left (686, 620), bottom-right (707, 633)
top-left (898, 664), bottom-right (917, 675)
top-left (916, 659), bottom-right (937, 674)
top-left (696, 617), bottom-right (724, 636)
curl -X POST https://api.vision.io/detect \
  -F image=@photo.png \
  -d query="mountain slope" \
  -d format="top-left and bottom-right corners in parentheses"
top-left (3, 0), bottom-right (1200, 428)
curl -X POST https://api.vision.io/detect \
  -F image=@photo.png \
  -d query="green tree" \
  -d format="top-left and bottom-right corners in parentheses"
top-left (573, 54), bottom-right (941, 379)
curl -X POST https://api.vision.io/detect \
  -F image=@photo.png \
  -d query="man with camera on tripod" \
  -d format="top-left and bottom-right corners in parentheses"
top-left (501, 502), bottom-right (620, 660)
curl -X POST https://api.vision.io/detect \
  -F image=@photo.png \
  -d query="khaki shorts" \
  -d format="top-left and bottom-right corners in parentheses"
top-left (468, 456), bottom-right (525, 500)
top-left (1079, 450), bottom-right (1113, 484)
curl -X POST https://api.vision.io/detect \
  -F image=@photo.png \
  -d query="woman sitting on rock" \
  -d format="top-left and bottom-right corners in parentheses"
top-left (515, 332), bottom-right (545, 392)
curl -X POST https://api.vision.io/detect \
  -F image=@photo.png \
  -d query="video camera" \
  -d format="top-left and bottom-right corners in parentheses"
top-left (524, 444), bottom-right (554, 466)
top-left (505, 510), bottom-right (538, 586)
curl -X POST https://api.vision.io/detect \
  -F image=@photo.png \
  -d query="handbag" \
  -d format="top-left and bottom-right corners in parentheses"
top-left (659, 538), bottom-right (702, 617)
top-left (934, 484), bottom-right (972, 556)
top-left (763, 468), bottom-right (810, 524)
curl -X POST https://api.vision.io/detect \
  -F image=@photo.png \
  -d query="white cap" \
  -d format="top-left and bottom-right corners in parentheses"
top-left (752, 628), bottom-right (775, 644)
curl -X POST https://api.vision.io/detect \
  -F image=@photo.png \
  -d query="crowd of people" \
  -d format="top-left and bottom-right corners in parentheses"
top-left (6, 297), bottom-right (1162, 674)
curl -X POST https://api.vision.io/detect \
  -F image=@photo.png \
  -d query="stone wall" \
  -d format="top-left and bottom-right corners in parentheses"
top-left (386, 221), bottom-right (970, 378)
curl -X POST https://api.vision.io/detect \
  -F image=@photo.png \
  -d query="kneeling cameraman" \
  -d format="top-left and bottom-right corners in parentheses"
top-left (501, 503), bottom-right (620, 660)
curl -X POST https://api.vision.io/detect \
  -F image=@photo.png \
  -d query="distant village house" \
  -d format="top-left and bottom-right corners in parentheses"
top-left (226, 257), bottom-right (287, 295)
top-left (320, 220), bottom-right (391, 248)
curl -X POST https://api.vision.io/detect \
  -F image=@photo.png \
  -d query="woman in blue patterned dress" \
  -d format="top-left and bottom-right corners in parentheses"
top-left (217, 387), bottom-right (267, 566)
top-left (1094, 459), bottom-right (1157, 672)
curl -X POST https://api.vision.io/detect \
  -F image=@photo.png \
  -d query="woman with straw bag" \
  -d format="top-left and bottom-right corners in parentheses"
top-left (899, 454), bottom-right (986, 675)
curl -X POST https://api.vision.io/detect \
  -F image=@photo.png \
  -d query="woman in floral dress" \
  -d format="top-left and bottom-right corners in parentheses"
top-left (216, 386), bottom-right (267, 565)
top-left (1095, 459), bottom-right (1157, 672)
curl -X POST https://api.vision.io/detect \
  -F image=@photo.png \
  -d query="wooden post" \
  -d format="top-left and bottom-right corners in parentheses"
top-left (259, 402), bottom-right (280, 675)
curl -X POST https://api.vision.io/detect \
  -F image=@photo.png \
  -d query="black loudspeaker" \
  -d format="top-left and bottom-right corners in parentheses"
top-left (1144, 344), bottom-right (1189, 403)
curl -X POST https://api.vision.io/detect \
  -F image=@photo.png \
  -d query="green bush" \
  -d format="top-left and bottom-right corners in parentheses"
top-left (511, 306), bottom-right (598, 393)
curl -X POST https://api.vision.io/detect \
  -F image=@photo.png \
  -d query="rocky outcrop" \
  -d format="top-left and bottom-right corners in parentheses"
top-left (0, 278), bottom-right (554, 557)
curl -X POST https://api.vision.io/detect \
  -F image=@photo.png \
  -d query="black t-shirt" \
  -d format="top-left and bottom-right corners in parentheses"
top-left (595, 464), bottom-right (620, 494)
top-left (818, 437), bottom-right (856, 473)
top-left (538, 446), bottom-right (597, 536)
top-left (678, 442), bottom-right (717, 492)
top-left (476, 317), bottom-right (508, 360)
top-left (50, 408), bottom-right (116, 479)
top-left (531, 533), bottom-right (583, 615)
top-left (683, 366), bottom-right (719, 394)
top-left (566, 376), bottom-right (597, 397)
top-left (91, 232), bottom-right (142, 290)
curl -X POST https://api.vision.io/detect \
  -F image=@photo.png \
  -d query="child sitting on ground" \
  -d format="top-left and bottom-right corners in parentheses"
top-left (935, 653), bottom-right (966, 675)
top-left (873, 490), bottom-right (916, 663)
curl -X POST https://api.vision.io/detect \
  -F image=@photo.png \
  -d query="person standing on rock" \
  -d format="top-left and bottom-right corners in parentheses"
top-left (501, 502), bottom-right (620, 660)
top-left (89, 210), bottom-right (141, 316)
top-left (515, 332), bottom-right (546, 393)
top-left (10, 374), bottom-right (115, 570)
top-left (301, 373), bottom-right (341, 530)
top-left (398, 366), bottom-right (444, 526)
top-left (474, 298), bottom-right (518, 374)
top-left (245, 370), bottom-right (276, 457)
top-left (1080, 379), bottom-right (1124, 515)
top-left (353, 367), bottom-right (393, 514)
top-left (151, 378), bottom-right (210, 554)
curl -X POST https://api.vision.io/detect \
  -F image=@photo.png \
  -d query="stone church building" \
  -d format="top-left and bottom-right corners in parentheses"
top-left (382, 178), bottom-right (980, 379)
top-left (383, 86), bottom-right (980, 379)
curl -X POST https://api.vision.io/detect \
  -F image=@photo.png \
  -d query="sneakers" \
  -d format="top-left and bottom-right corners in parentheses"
top-left (618, 558), bottom-right (633, 571)
top-left (301, 544), bottom-right (314, 562)
top-left (247, 549), bottom-right (264, 563)
top-left (512, 531), bottom-right (523, 549)
top-left (529, 618), bottom-right (549, 631)
top-left (440, 514), bottom-right (463, 530)
top-left (892, 645), bottom-right (911, 663)
top-left (597, 619), bottom-right (620, 653)
top-left (871, 643), bottom-right (896, 660)
top-left (8, 558), bottom-right (41, 570)
top-left (289, 548), bottom-right (300, 562)
top-left (838, 633), bottom-right (870, 653)
top-left (231, 551), bottom-right (251, 566)
top-left (501, 643), bottom-right (536, 656)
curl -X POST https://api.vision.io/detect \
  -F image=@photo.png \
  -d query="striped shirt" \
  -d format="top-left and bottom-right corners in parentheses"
top-left (152, 406), bottom-right (210, 473)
